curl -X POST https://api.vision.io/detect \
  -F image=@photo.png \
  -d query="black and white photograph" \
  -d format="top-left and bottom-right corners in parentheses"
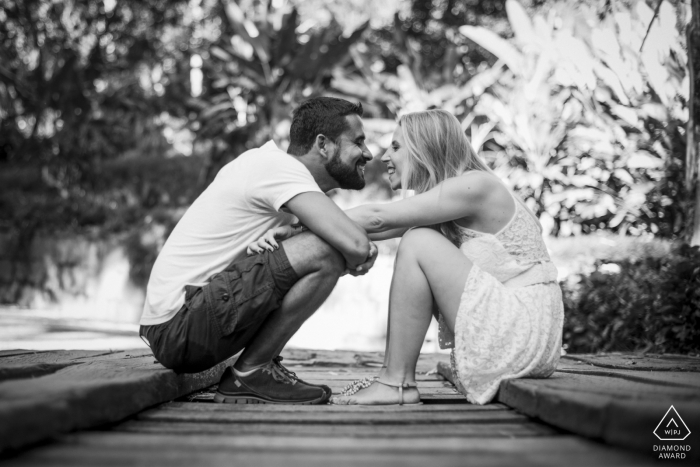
top-left (0, 0), bottom-right (698, 464)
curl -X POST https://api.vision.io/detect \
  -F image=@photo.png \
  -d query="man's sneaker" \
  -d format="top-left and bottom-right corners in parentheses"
top-left (271, 356), bottom-right (332, 403)
top-left (214, 361), bottom-right (328, 405)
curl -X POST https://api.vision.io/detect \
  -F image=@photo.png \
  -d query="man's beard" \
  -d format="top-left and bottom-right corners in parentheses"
top-left (325, 151), bottom-right (365, 190)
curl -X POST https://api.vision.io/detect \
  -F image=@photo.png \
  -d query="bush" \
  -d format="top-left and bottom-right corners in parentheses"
top-left (562, 243), bottom-right (700, 355)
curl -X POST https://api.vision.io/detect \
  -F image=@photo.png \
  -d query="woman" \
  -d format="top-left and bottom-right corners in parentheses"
top-left (251, 109), bottom-right (563, 405)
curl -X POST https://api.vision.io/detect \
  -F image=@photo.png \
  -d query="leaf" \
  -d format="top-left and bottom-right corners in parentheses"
top-left (272, 8), bottom-right (299, 66)
top-left (458, 25), bottom-right (523, 75)
top-left (320, 21), bottom-right (369, 71)
top-left (210, 46), bottom-right (233, 62)
top-left (592, 62), bottom-right (630, 106)
top-left (199, 101), bottom-right (233, 120)
top-left (225, 1), bottom-right (270, 65)
top-left (506, 0), bottom-right (538, 48)
top-left (626, 151), bottom-right (664, 169)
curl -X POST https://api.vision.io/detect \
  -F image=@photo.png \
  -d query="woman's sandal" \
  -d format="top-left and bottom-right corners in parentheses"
top-left (340, 377), bottom-right (378, 396)
top-left (334, 378), bottom-right (421, 406)
top-left (374, 379), bottom-right (421, 406)
top-left (339, 365), bottom-right (386, 396)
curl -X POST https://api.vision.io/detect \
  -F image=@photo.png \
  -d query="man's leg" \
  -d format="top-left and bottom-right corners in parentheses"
top-left (234, 232), bottom-right (345, 371)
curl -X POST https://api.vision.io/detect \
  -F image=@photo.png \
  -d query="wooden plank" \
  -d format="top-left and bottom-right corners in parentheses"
top-left (439, 362), bottom-right (700, 401)
top-left (137, 406), bottom-right (529, 424)
top-left (326, 385), bottom-right (459, 395)
top-left (0, 350), bottom-right (50, 358)
top-left (297, 380), bottom-right (454, 389)
top-left (556, 367), bottom-right (700, 390)
top-left (278, 349), bottom-right (448, 375)
top-left (0, 433), bottom-right (657, 467)
top-left (290, 368), bottom-right (445, 381)
top-left (438, 355), bottom-right (700, 460)
top-left (114, 420), bottom-right (560, 437)
top-left (199, 379), bottom-right (453, 389)
top-left (311, 380), bottom-right (454, 388)
top-left (0, 362), bottom-right (77, 382)
top-left (562, 354), bottom-right (700, 372)
top-left (0, 349), bottom-right (121, 365)
top-left (164, 401), bottom-right (510, 412)
top-left (182, 390), bottom-right (466, 403)
top-left (498, 375), bottom-right (700, 461)
top-left (197, 383), bottom-right (459, 395)
top-left (501, 371), bottom-right (700, 400)
top-left (0, 350), bottom-right (236, 453)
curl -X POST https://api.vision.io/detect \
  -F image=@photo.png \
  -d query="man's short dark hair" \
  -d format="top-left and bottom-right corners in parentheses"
top-left (287, 97), bottom-right (363, 156)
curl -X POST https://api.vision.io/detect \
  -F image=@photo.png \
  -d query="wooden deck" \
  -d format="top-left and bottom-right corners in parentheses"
top-left (1, 349), bottom-right (698, 466)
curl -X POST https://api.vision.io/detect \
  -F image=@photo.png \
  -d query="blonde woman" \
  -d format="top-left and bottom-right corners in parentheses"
top-left (249, 109), bottom-right (564, 405)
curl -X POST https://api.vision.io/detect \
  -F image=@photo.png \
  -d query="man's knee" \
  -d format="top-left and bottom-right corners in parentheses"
top-left (282, 232), bottom-right (345, 277)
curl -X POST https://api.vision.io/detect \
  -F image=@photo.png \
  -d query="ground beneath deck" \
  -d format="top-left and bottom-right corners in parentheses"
top-left (0, 349), bottom-right (677, 466)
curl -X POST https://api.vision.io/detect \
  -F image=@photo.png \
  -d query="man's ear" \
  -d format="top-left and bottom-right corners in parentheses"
top-left (315, 134), bottom-right (332, 159)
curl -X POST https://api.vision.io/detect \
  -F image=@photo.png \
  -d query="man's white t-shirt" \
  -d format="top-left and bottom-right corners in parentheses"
top-left (140, 141), bottom-right (322, 326)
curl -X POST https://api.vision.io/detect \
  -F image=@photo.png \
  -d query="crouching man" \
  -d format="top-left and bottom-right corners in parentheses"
top-left (139, 97), bottom-right (377, 404)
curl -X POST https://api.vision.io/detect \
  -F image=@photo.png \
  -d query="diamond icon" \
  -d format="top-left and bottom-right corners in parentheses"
top-left (654, 406), bottom-right (691, 441)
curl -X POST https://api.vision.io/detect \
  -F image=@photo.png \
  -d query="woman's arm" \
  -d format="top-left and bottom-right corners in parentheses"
top-left (368, 227), bottom-right (409, 241)
top-left (345, 172), bottom-right (492, 233)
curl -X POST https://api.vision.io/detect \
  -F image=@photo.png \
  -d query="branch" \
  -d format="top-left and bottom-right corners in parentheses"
top-left (639, 0), bottom-right (663, 53)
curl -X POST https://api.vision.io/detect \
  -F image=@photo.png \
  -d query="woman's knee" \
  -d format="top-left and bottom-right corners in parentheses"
top-left (398, 228), bottom-right (444, 255)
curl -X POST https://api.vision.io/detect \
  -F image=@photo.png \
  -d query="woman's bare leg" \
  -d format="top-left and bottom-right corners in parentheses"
top-left (334, 228), bottom-right (473, 405)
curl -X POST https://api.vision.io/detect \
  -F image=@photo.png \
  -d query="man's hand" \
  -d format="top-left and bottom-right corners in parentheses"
top-left (247, 225), bottom-right (302, 255)
top-left (344, 242), bottom-right (378, 276)
top-left (286, 192), bottom-right (370, 267)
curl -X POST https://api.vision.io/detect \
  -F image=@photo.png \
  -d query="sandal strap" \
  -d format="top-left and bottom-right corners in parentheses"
top-left (375, 379), bottom-right (417, 406)
top-left (340, 377), bottom-right (377, 396)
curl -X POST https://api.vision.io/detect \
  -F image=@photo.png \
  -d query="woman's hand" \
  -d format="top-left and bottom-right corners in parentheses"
top-left (246, 225), bottom-right (301, 255)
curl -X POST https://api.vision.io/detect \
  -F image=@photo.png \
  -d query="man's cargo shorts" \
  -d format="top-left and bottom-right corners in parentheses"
top-left (140, 245), bottom-right (298, 373)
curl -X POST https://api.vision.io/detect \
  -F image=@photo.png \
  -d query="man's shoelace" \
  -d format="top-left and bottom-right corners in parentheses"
top-left (260, 359), bottom-right (295, 385)
top-left (272, 356), bottom-right (299, 384)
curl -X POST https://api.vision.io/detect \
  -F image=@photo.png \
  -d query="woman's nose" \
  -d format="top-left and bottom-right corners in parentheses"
top-left (380, 149), bottom-right (390, 162)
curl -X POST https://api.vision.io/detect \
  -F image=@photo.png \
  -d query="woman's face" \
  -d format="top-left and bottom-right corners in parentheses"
top-left (381, 127), bottom-right (407, 191)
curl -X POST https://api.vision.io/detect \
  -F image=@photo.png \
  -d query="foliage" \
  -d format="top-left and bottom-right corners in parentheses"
top-left (0, 0), bottom-right (193, 168)
top-left (0, 156), bottom-right (199, 236)
top-left (461, 0), bottom-right (689, 238)
top-left (191, 0), bottom-right (370, 184)
top-left (562, 242), bottom-right (700, 355)
top-left (331, 0), bottom-right (691, 240)
top-left (0, 0), bottom-right (204, 234)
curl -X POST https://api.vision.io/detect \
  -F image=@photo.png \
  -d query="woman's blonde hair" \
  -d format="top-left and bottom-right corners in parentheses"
top-left (398, 109), bottom-right (491, 245)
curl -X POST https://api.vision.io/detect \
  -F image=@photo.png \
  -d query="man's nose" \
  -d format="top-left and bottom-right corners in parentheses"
top-left (362, 145), bottom-right (373, 161)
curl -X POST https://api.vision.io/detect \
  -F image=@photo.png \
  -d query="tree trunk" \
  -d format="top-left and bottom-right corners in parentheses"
top-left (688, 0), bottom-right (700, 245)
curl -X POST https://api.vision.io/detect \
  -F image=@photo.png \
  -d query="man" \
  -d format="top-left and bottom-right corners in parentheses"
top-left (140, 97), bottom-right (377, 405)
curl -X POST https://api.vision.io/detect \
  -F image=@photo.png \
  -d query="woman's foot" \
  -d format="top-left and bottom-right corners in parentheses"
top-left (331, 380), bottom-right (421, 405)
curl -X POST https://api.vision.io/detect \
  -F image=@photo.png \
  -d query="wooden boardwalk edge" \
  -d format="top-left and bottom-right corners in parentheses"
top-left (0, 351), bottom-right (234, 453)
top-left (438, 359), bottom-right (700, 461)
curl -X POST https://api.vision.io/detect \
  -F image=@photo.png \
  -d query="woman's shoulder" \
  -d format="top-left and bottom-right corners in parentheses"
top-left (446, 170), bottom-right (508, 200)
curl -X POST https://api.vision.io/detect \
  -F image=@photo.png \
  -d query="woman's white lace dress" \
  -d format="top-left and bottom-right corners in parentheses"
top-left (438, 198), bottom-right (564, 405)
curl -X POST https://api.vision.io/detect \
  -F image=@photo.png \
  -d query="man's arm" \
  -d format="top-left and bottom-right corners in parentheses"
top-left (285, 192), bottom-right (371, 268)
top-left (368, 227), bottom-right (409, 241)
